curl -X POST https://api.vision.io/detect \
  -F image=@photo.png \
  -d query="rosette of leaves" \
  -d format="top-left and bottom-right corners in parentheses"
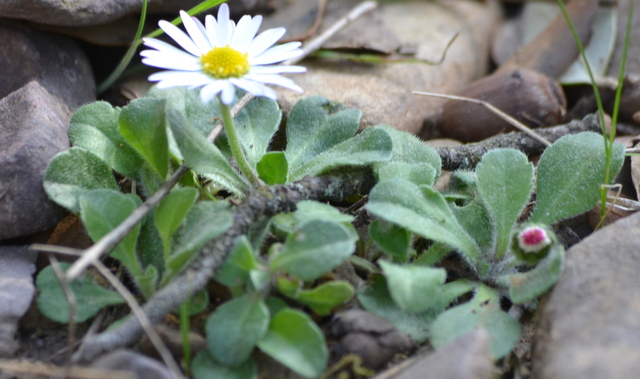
top-left (363, 134), bottom-right (625, 358)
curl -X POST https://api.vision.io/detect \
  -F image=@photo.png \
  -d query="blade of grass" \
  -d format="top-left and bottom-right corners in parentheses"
top-left (556, 0), bottom-right (633, 226)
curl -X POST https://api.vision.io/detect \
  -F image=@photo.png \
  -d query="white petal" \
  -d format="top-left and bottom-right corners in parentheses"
top-left (158, 20), bottom-right (202, 57)
top-left (216, 3), bottom-right (231, 46)
top-left (250, 65), bottom-right (306, 74)
top-left (250, 42), bottom-right (303, 65)
top-left (140, 49), bottom-right (201, 67)
top-left (180, 11), bottom-right (211, 53)
top-left (231, 15), bottom-right (262, 53)
top-left (245, 73), bottom-right (303, 93)
top-left (142, 38), bottom-right (194, 58)
top-left (231, 78), bottom-right (277, 100)
top-left (221, 81), bottom-right (237, 105)
top-left (204, 14), bottom-right (219, 47)
top-left (247, 28), bottom-right (286, 57)
top-left (141, 56), bottom-right (201, 71)
top-left (149, 71), bottom-right (212, 88)
top-left (200, 81), bottom-right (227, 103)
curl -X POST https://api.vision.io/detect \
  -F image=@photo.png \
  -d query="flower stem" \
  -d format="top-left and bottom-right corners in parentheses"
top-left (219, 100), bottom-right (263, 187)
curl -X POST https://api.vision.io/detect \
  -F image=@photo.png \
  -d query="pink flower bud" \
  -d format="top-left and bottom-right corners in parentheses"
top-left (517, 226), bottom-right (552, 253)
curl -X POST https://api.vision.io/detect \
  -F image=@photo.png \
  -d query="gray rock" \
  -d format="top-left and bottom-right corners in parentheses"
top-left (92, 349), bottom-right (173, 379)
top-left (0, 20), bottom-right (95, 110)
top-left (0, 21), bottom-right (95, 240)
top-left (0, 81), bottom-right (71, 240)
top-left (375, 329), bottom-right (494, 379)
top-left (0, 246), bottom-right (37, 357)
top-left (0, 0), bottom-right (272, 27)
top-left (272, 0), bottom-right (500, 134)
top-left (532, 211), bottom-right (640, 379)
top-left (330, 310), bottom-right (414, 369)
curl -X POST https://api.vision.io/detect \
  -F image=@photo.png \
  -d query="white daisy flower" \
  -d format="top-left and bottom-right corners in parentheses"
top-left (140, 3), bottom-right (306, 105)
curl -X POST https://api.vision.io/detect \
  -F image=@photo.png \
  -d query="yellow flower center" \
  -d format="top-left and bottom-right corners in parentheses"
top-left (201, 46), bottom-right (250, 79)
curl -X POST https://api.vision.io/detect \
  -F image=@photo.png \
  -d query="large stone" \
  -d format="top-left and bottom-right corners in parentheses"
top-left (532, 211), bottom-right (640, 379)
top-left (0, 246), bottom-right (37, 357)
top-left (0, 20), bottom-right (95, 110)
top-left (0, 82), bottom-right (72, 239)
top-left (0, 21), bottom-right (95, 240)
top-left (270, 0), bottom-right (499, 134)
top-left (0, 0), bottom-right (272, 27)
top-left (375, 329), bottom-right (494, 379)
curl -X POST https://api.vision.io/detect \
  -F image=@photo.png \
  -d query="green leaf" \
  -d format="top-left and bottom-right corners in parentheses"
top-left (379, 260), bottom-right (447, 314)
top-left (148, 86), bottom-right (222, 136)
top-left (451, 200), bottom-right (494, 257)
top-left (500, 244), bottom-right (565, 304)
top-left (256, 152), bottom-right (288, 185)
top-left (192, 351), bottom-right (257, 379)
top-left (79, 190), bottom-right (142, 277)
top-left (257, 308), bottom-right (328, 378)
top-left (185, 289), bottom-right (210, 316)
top-left (136, 265), bottom-right (159, 299)
top-left (43, 147), bottom-right (119, 213)
top-left (68, 102), bottom-right (145, 179)
top-left (294, 201), bottom-right (355, 225)
top-left (371, 124), bottom-right (442, 186)
top-left (429, 284), bottom-right (521, 359)
top-left (206, 294), bottom-right (269, 366)
top-left (162, 201), bottom-right (234, 285)
top-left (118, 98), bottom-right (169, 179)
top-left (357, 276), bottom-right (436, 343)
top-left (530, 132), bottom-right (625, 224)
top-left (277, 278), bottom-right (355, 316)
top-left (155, 187), bottom-right (199, 259)
top-left (36, 263), bottom-right (124, 323)
top-left (214, 236), bottom-right (259, 288)
top-left (234, 96), bottom-right (282, 168)
top-left (167, 108), bottom-right (249, 196)
top-left (369, 219), bottom-right (411, 262)
top-left (476, 149), bottom-right (534, 258)
top-left (367, 180), bottom-right (481, 266)
top-left (136, 210), bottom-right (165, 278)
top-left (285, 96), bottom-right (361, 174)
top-left (288, 128), bottom-right (392, 181)
top-left (269, 220), bottom-right (357, 281)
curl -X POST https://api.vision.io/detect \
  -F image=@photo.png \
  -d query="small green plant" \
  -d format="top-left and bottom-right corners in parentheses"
top-left (361, 136), bottom-right (624, 358)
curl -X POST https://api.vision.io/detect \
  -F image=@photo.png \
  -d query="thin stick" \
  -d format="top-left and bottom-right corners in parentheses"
top-left (47, 254), bottom-right (77, 369)
top-left (413, 91), bottom-right (552, 146)
top-left (90, 260), bottom-right (185, 379)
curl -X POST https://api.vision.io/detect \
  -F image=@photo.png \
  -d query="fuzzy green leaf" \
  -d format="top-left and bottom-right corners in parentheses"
top-left (269, 220), bottom-right (356, 281)
top-left (36, 263), bottom-right (124, 323)
top-left (118, 98), bottom-right (169, 179)
top-left (369, 219), bottom-right (411, 262)
top-left (476, 149), bottom-right (534, 258)
top-left (501, 244), bottom-right (565, 304)
top-left (357, 276), bottom-right (437, 343)
top-left (451, 200), bottom-right (494, 257)
top-left (192, 350), bottom-right (257, 379)
top-left (43, 147), bottom-right (119, 213)
top-left (367, 180), bottom-right (481, 265)
top-left (285, 96), bottom-right (361, 174)
top-left (155, 187), bottom-right (199, 259)
top-left (530, 132), bottom-right (625, 224)
top-left (256, 152), bottom-right (288, 185)
top-left (288, 128), bottom-right (392, 181)
top-left (206, 294), bottom-right (269, 366)
top-left (162, 201), bottom-right (234, 284)
top-left (214, 236), bottom-right (259, 287)
top-left (379, 260), bottom-right (447, 314)
top-left (68, 101), bottom-right (144, 179)
top-left (167, 108), bottom-right (249, 196)
top-left (371, 124), bottom-right (441, 186)
top-left (234, 96), bottom-right (282, 168)
top-left (429, 284), bottom-right (521, 359)
top-left (277, 278), bottom-right (355, 316)
top-left (79, 190), bottom-right (142, 277)
top-left (257, 308), bottom-right (328, 378)
top-left (148, 86), bottom-right (222, 136)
